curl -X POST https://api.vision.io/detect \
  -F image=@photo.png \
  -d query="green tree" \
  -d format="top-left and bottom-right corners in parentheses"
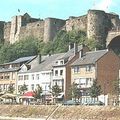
top-left (89, 80), bottom-right (101, 101)
top-left (33, 85), bottom-right (42, 99)
top-left (40, 41), bottom-right (54, 55)
top-left (0, 37), bottom-right (40, 64)
top-left (7, 84), bottom-right (14, 93)
top-left (52, 30), bottom-right (87, 54)
top-left (68, 82), bottom-right (82, 102)
top-left (52, 83), bottom-right (62, 103)
top-left (19, 83), bottom-right (28, 94)
top-left (85, 38), bottom-right (105, 50)
top-left (68, 30), bottom-right (86, 44)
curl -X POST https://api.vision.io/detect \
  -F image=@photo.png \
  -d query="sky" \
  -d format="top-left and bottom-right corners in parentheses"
top-left (0, 0), bottom-right (120, 21)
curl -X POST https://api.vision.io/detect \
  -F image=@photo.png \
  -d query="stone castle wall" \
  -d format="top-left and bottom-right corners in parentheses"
top-left (1, 10), bottom-right (120, 47)
top-left (66, 15), bottom-right (87, 32)
top-left (107, 13), bottom-right (120, 28)
top-left (19, 20), bottom-right (44, 41)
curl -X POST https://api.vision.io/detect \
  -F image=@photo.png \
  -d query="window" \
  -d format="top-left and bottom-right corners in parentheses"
top-left (74, 66), bottom-right (80, 73)
top-left (53, 79), bottom-right (64, 91)
top-left (18, 75), bottom-right (23, 80)
top-left (32, 74), bottom-right (34, 80)
top-left (86, 65), bottom-right (92, 72)
top-left (74, 78), bottom-right (80, 85)
top-left (80, 78), bottom-right (86, 86)
top-left (60, 61), bottom-right (64, 65)
top-left (4, 73), bottom-right (10, 80)
top-left (36, 74), bottom-right (39, 80)
top-left (24, 75), bottom-right (29, 80)
top-left (55, 70), bottom-right (58, 76)
top-left (4, 76), bottom-right (10, 79)
top-left (36, 84), bottom-right (40, 88)
top-left (46, 73), bottom-right (49, 75)
top-left (86, 78), bottom-right (93, 86)
top-left (31, 84), bottom-right (34, 91)
top-left (0, 76), bottom-right (3, 79)
top-left (60, 70), bottom-right (63, 76)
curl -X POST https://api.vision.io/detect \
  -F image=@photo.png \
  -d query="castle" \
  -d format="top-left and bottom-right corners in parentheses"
top-left (1, 9), bottom-right (120, 47)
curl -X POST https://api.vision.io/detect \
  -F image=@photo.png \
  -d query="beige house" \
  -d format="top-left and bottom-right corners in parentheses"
top-left (0, 55), bottom-right (38, 93)
top-left (71, 50), bottom-right (120, 105)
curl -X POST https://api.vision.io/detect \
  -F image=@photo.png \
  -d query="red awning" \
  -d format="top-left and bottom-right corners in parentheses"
top-left (23, 91), bottom-right (35, 97)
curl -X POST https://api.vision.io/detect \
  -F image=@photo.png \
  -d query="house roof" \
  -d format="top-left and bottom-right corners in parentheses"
top-left (23, 53), bottom-right (64, 73)
top-left (59, 45), bottom-right (84, 60)
top-left (72, 49), bottom-right (108, 66)
top-left (8, 56), bottom-right (36, 64)
top-left (0, 67), bottom-right (19, 73)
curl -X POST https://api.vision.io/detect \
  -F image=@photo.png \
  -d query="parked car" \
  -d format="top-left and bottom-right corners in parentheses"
top-left (62, 100), bottom-right (80, 105)
top-left (83, 101), bottom-right (104, 106)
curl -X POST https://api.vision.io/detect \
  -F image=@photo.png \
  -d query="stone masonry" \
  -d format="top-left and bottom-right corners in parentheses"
top-left (1, 10), bottom-right (120, 47)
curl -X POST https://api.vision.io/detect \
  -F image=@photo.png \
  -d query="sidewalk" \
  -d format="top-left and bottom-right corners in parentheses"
top-left (0, 116), bottom-right (46, 120)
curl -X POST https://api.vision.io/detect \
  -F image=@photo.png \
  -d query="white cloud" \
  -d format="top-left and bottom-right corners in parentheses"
top-left (93, 0), bottom-right (113, 12)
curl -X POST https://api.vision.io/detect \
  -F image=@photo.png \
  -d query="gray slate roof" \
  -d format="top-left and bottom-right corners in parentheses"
top-left (59, 45), bottom-right (84, 60)
top-left (25, 53), bottom-right (64, 73)
top-left (72, 50), bottom-right (108, 66)
top-left (8, 56), bottom-right (36, 64)
top-left (0, 67), bottom-right (19, 73)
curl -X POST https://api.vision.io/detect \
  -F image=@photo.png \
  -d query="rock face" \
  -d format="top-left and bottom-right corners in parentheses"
top-left (1, 10), bottom-right (120, 47)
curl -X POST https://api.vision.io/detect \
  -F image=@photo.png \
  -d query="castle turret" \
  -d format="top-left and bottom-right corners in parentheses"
top-left (44, 18), bottom-right (65, 42)
top-left (87, 10), bottom-right (110, 49)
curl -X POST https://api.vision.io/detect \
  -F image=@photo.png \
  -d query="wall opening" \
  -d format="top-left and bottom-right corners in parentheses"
top-left (108, 36), bottom-right (120, 54)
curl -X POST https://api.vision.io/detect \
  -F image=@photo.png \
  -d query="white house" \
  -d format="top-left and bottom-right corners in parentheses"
top-left (17, 54), bottom-right (64, 94)
top-left (52, 44), bottom-right (89, 99)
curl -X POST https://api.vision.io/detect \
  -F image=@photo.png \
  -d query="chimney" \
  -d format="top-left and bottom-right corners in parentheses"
top-left (48, 53), bottom-right (51, 56)
top-left (74, 43), bottom-right (78, 55)
top-left (69, 43), bottom-right (74, 51)
top-left (79, 49), bottom-right (83, 58)
top-left (38, 54), bottom-right (41, 64)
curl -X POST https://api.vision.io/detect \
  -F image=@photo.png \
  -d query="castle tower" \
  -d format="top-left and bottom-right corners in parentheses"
top-left (44, 18), bottom-right (65, 42)
top-left (87, 10), bottom-right (109, 48)
top-left (9, 16), bottom-right (18, 44)
top-left (9, 13), bottom-right (31, 44)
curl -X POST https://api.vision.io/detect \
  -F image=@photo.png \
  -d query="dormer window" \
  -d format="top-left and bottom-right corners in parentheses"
top-left (60, 60), bottom-right (64, 65)
top-left (56, 60), bottom-right (64, 65)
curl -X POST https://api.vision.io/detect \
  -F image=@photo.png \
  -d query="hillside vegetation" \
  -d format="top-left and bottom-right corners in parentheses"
top-left (0, 30), bottom-right (101, 64)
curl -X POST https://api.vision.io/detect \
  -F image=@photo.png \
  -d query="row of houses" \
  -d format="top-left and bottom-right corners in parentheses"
top-left (0, 44), bottom-right (120, 105)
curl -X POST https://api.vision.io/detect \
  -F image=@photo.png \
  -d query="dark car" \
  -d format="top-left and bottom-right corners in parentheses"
top-left (62, 100), bottom-right (80, 105)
